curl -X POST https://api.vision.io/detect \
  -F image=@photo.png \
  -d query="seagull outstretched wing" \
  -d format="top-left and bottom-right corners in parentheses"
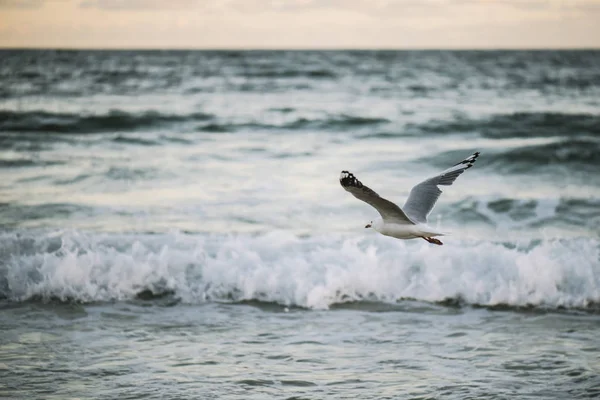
top-left (339, 171), bottom-right (414, 225)
top-left (402, 152), bottom-right (480, 224)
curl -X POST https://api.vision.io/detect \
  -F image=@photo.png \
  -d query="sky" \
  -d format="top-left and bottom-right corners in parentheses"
top-left (1, 0), bottom-right (599, 49)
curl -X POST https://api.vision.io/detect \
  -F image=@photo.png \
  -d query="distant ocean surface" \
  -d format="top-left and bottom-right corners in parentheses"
top-left (1, 50), bottom-right (599, 399)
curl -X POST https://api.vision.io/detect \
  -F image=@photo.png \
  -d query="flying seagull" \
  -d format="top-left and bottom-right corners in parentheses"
top-left (339, 152), bottom-right (480, 245)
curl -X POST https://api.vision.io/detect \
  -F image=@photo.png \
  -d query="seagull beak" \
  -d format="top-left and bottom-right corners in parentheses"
top-left (365, 223), bottom-right (372, 228)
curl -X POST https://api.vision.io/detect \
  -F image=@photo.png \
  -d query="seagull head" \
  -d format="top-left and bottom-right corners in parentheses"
top-left (365, 221), bottom-right (372, 228)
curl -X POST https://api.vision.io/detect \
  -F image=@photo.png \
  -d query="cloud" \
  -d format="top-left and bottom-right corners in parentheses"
top-left (71, 0), bottom-right (600, 15)
top-left (0, 0), bottom-right (45, 8)
top-left (216, 0), bottom-right (600, 19)
top-left (79, 0), bottom-right (204, 10)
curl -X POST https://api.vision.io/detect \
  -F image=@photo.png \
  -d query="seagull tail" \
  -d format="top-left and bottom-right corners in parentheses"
top-left (415, 225), bottom-right (446, 238)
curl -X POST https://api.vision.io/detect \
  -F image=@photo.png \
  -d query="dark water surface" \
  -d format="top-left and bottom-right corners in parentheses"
top-left (1, 50), bottom-right (599, 398)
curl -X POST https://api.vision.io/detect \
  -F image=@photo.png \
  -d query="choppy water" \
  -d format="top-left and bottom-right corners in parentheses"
top-left (1, 50), bottom-right (599, 399)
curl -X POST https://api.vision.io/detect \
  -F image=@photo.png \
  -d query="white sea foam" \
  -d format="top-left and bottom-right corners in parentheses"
top-left (1, 230), bottom-right (598, 310)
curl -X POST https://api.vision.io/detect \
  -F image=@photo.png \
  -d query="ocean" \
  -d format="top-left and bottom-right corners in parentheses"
top-left (0, 49), bottom-right (599, 399)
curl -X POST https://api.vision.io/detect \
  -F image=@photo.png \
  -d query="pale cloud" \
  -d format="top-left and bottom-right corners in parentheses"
top-left (38, 0), bottom-right (596, 16)
top-left (79, 0), bottom-right (204, 10)
top-left (0, 0), bottom-right (45, 8)
top-left (225, 0), bottom-right (600, 13)
top-left (215, 0), bottom-right (600, 27)
top-left (69, 0), bottom-right (600, 14)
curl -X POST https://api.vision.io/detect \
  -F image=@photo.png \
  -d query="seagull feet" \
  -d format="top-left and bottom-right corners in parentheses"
top-left (422, 237), bottom-right (443, 246)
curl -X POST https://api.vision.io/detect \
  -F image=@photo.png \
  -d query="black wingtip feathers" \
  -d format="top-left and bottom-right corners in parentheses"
top-left (339, 171), bottom-right (363, 189)
top-left (455, 151), bottom-right (480, 169)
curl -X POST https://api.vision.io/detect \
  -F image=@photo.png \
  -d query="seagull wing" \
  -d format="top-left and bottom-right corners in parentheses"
top-left (340, 171), bottom-right (414, 225)
top-left (402, 152), bottom-right (480, 224)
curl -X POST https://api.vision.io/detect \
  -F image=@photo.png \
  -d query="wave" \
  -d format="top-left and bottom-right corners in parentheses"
top-left (5, 110), bottom-right (595, 139)
top-left (0, 158), bottom-right (64, 168)
top-left (112, 135), bottom-right (159, 146)
top-left (414, 112), bottom-right (600, 138)
top-left (489, 138), bottom-right (600, 172)
top-left (287, 115), bottom-right (389, 130)
top-left (0, 204), bottom-right (100, 229)
top-left (0, 109), bottom-right (213, 133)
top-left (429, 137), bottom-right (600, 174)
top-left (197, 115), bottom-right (389, 133)
top-left (239, 68), bottom-right (336, 79)
top-left (1, 230), bottom-right (598, 312)
top-left (0, 109), bottom-right (388, 135)
top-left (441, 196), bottom-right (600, 234)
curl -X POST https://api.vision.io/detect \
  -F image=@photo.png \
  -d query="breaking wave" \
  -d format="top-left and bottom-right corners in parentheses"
top-left (1, 230), bottom-right (598, 312)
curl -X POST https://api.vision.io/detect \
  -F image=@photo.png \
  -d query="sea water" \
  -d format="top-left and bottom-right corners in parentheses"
top-left (1, 50), bottom-right (599, 399)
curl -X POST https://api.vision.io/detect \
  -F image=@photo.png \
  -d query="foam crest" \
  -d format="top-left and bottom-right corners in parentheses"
top-left (0, 230), bottom-right (598, 310)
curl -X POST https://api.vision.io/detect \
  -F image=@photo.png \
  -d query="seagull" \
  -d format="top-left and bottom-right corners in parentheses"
top-left (339, 152), bottom-right (480, 245)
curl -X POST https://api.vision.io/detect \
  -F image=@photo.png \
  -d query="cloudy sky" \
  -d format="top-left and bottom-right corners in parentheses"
top-left (1, 0), bottom-right (599, 49)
